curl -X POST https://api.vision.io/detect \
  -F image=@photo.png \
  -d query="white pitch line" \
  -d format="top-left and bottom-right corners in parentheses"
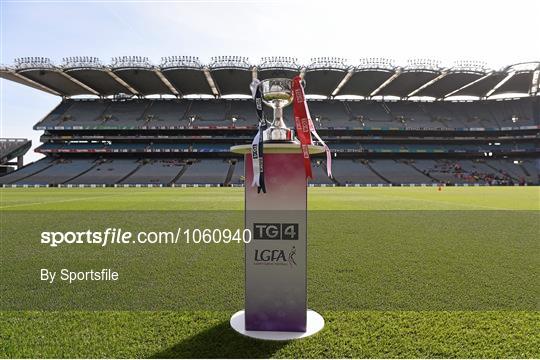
top-left (373, 192), bottom-right (512, 210)
top-left (0, 191), bottom-right (157, 209)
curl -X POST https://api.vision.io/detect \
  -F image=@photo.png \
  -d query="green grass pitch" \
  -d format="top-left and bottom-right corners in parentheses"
top-left (0, 187), bottom-right (538, 358)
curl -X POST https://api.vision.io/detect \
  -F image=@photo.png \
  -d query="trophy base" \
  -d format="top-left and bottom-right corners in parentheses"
top-left (263, 127), bottom-right (295, 142)
top-left (230, 309), bottom-right (325, 340)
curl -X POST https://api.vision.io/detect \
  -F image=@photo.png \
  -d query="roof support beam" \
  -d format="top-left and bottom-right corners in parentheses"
top-left (299, 67), bottom-right (306, 80)
top-left (154, 69), bottom-right (180, 96)
top-left (104, 69), bottom-right (139, 95)
top-left (407, 71), bottom-right (447, 98)
top-left (7, 70), bottom-right (61, 96)
top-left (444, 72), bottom-right (493, 98)
top-left (371, 69), bottom-right (400, 97)
top-left (531, 70), bottom-right (539, 95)
top-left (203, 68), bottom-right (220, 97)
top-left (58, 70), bottom-right (100, 96)
top-left (486, 71), bottom-right (514, 97)
top-left (332, 69), bottom-right (354, 97)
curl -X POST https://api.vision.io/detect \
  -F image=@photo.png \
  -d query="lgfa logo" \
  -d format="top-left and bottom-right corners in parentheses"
top-left (254, 246), bottom-right (297, 267)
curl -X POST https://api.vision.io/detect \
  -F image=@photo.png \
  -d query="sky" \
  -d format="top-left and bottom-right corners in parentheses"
top-left (1, 0), bottom-right (539, 162)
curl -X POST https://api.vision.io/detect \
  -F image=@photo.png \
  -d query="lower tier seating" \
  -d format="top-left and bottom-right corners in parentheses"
top-left (2, 157), bottom-right (537, 186)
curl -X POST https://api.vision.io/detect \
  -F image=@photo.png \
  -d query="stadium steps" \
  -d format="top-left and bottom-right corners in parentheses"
top-left (486, 108), bottom-right (502, 128)
top-left (343, 102), bottom-right (353, 119)
top-left (169, 164), bottom-right (189, 185)
top-left (223, 161), bottom-right (235, 186)
top-left (4, 160), bottom-right (56, 185)
top-left (116, 163), bottom-right (145, 184)
top-left (33, 101), bottom-right (73, 129)
top-left (483, 162), bottom-right (519, 181)
top-left (365, 162), bottom-right (391, 184)
top-left (97, 102), bottom-right (113, 123)
top-left (321, 160), bottom-right (340, 185)
top-left (224, 102), bottom-right (233, 121)
top-left (54, 102), bottom-right (77, 126)
top-left (61, 160), bottom-right (102, 184)
top-left (519, 164), bottom-right (531, 177)
top-left (181, 101), bottom-right (193, 121)
top-left (137, 101), bottom-right (154, 123)
top-left (408, 162), bottom-right (440, 183)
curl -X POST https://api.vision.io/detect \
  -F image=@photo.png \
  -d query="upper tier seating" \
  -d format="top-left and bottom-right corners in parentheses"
top-left (35, 98), bottom-right (538, 130)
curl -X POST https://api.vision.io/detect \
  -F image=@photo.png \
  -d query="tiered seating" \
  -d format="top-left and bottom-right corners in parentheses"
top-left (424, 102), bottom-right (466, 128)
top-left (0, 157), bottom-right (53, 184)
top-left (369, 160), bottom-right (433, 184)
top-left (308, 101), bottom-right (350, 128)
top-left (14, 159), bottom-right (96, 185)
top-left (331, 159), bottom-right (385, 184)
top-left (227, 100), bottom-right (255, 125)
top-left (34, 98), bottom-right (538, 130)
top-left (60, 100), bottom-right (109, 126)
top-left (457, 160), bottom-right (497, 174)
top-left (228, 159), bottom-right (244, 185)
top-left (414, 160), bottom-right (469, 183)
top-left (105, 100), bottom-right (150, 127)
top-left (347, 101), bottom-right (394, 127)
top-left (175, 159), bottom-right (232, 184)
top-left (35, 101), bottom-right (74, 128)
top-left (386, 102), bottom-right (432, 128)
top-left (67, 159), bottom-right (139, 185)
top-left (412, 159), bottom-right (528, 185)
top-left (187, 101), bottom-right (228, 125)
top-left (143, 100), bottom-right (189, 126)
top-left (488, 159), bottom-right (528, 179)
top-left (121, 159), bottom-right (184, 184)
top-left (515, 159), bottom-right (539, 183)
top-left (309, 160), bottom-right (334, 185)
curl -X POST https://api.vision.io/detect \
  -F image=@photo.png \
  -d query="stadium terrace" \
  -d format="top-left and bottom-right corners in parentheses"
top-left (0, 56), bottom-right (538, 187)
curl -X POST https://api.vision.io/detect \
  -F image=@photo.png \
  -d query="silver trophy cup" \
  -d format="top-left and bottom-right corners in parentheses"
top-left (260, 78), bottom-right (296, 142)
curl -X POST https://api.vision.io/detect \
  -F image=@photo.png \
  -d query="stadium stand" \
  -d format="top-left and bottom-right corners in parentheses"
top-left (31, 97), bottom-right (540, 131)
top-left (227, 159), bottom-right (244, 185)
top-left (67, 159), bottom-right (140, 185)
top-left (143, 100), bottom-right (189, 126)
top-left (175, 159), bottom-right (233, 185)
top-left (1, 56), bottom-right (538, 186)
top-left (13, 158), bottom-right (96, 185)
top-left (369, 160), bottom-right (433, 184)
top-left (121, 159), bottom-right (185, 185)
top-left (328, 160), bottom-right (386, 185)
top-left (0, 157), bottom-right (53, 184)
top-left (310, 160), bottom-right (335, 185)
top-left (0, 138), bottom-right (31, 174)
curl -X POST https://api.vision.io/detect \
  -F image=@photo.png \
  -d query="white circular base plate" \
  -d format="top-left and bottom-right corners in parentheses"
top-left (230, 309), bottom-right (324, 340)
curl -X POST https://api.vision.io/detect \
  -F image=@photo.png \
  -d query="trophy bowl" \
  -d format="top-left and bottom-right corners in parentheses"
top-left (260, 78), bottom-right (296, 142)
top-left (260, 78), bottom-right (293, 109)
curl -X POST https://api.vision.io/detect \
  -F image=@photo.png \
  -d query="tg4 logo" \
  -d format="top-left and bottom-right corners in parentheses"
top-left (253, 223), bottom-right (299, 240)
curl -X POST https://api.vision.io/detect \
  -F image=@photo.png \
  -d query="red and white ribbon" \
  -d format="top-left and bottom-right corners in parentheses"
top-left (292, 76), bottom-right (333, 179)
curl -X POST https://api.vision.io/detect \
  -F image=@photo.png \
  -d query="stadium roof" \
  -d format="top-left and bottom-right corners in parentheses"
top-left (0, 138), bottom-right (31, 164)
top-left (1, 57), bottom-right (538, 100)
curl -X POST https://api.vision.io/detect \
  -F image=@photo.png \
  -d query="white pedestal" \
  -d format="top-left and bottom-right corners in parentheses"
top-left (230, 309), bottom-right (325, 341)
